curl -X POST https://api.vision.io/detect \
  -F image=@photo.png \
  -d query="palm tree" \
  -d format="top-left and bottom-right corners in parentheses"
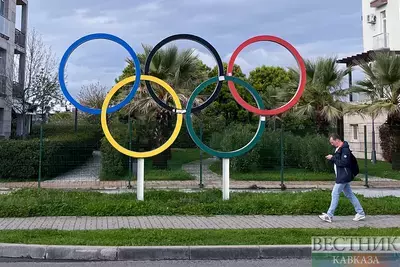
top-left (346, 51), bottom-right (400, 164)
top-left (346, 79), bottom-right (380, 163)
top-left (351, 52), bottom-right (400, 124)
top-left (117, 44), bottom-right (207, 168)
top-left (288, 57), bottom-right (350, 135)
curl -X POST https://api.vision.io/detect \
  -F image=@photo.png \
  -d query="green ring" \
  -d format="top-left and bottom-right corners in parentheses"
top-left (185, 76), bottom-right (266, 158)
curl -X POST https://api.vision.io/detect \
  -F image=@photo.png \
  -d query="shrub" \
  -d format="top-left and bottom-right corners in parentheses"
top-left (300, 135), bottom-right (333, 172)
top-left (173, 127), bottom-right (196, 148)
top-left (100, 122), bottom-right (130, 178)
top-left (99, 118), bottom-right (154, 178)
top-left (283, 133), bottom-right (302, 168)
top-left (209, 131), bottom-right (225, 151)
top-left (31, 123), bottom-right (102, 140)
top-left (192, 114), bottom-right (227, 146)
top-left (211, 123), bottom-right (334, 173)
top-left (0, 130), bottom-right (100, 180)
top-left (255, 131), bottom-right (281, 169)
top-left (220, 124), bottom-right (260, 172)
top-left (41, 132), bottom-right (99, 178)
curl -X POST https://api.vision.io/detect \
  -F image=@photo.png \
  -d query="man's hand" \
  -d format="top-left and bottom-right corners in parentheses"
top-left (326, 155), bottom-right (333, 160)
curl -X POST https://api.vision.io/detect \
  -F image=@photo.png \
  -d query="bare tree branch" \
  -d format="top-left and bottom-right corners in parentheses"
top-left (10, 28), bottom-right (61, 133)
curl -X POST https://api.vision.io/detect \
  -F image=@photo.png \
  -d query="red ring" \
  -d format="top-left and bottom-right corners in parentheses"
top-left (227, 35), bottom-right (306, 116)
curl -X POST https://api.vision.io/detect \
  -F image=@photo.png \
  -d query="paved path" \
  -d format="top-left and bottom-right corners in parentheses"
top-left (0, 215), bottom-right (398, 230)
top-left (182, 157), bottom-right (221, 184)
top-left (352, 188), bottom-right (400, 198)
top-left (2, 180), bottom-right (400, 190)
top-left (45, 151), bottom-right (101, 183)
top-left (360, 176), bottom-right (399, 182)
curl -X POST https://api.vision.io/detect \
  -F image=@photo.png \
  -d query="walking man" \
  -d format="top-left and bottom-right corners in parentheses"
top-left (319, 133), bottom-right (366, 223)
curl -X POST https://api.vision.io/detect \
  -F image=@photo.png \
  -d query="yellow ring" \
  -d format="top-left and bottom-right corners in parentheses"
top-left (101, 75), bottom-right (183, 158)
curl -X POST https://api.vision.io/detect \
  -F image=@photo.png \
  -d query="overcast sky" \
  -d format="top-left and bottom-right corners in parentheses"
top-left (27, 0), bottom-right (364, 97)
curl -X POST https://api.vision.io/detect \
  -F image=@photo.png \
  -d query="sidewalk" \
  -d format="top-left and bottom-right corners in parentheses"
top-left (0, 216), bottom-right (398, 261)
top-left (0, 215), bottom-right (399, 230)
top-left (2, 179), bottom-right (400, 190)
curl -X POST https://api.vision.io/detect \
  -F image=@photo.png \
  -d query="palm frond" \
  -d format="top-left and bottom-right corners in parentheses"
top-left (293, 103), bottom-right (315, 119)
top-left (368, 101), bottom-right (400, 116)
top-left (320, 105), bottom-right (342, 122)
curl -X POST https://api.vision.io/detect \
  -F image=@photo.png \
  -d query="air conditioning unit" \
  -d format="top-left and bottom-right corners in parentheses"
top-left (367, 14), bottom-right (377, 24)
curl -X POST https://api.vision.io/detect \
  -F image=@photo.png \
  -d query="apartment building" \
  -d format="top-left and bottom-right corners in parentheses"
top-left (363, 0), bottom-right (398, 52)
top-left (337, 0), bottom-right (398, 160)
top-left (0, 0), bottom-right (28, 139)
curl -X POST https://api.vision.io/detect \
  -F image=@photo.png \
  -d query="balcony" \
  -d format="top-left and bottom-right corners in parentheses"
top-left (0, 74), bottom-right (6, 97)
top-left (12, 81), bottom-right (23, 98)
top-left (370, 0), bottom-right (388, 8)
top-left (373, 33), bottom-right (389, 50)
top-left (15, 29), bottom-right (25, 48)
top-left (17, 0), bottom-right (28, 5)
top-left (0, 15), bottom-right (10, 39)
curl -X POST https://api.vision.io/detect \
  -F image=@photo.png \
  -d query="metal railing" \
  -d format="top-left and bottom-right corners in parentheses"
top-left (0, 14), bottom-right (10, 38)
top-left (373, 33), bottom-right (389, 50)
top-left (15, 29), bottom-right (25, 48)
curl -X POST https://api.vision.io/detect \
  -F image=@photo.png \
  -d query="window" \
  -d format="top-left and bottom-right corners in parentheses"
top-left (0, 0), bottom-right (4, 17)
top-left (380, 10), bottom-right (387, 32)
top-left (351, 124), bottom-right (358, 140)
top-left (0, 48), bottom-right (6, 75)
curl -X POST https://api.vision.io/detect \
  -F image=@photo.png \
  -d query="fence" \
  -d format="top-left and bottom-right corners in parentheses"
top-left (0, 120), bottom-right (399, 191)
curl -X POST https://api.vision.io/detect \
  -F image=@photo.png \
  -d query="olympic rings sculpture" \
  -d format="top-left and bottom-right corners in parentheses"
top-left (59, 33), bottom-right (306, 159)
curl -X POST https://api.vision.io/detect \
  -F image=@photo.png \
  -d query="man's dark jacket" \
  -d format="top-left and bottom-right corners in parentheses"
top-left (330, 141), bottom-right (354, 184)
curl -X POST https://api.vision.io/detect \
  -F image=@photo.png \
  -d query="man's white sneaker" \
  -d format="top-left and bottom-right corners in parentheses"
top-left (318, 213), bottom-right (332, 223)
top-left (353, 213), bottom-right (366, 221)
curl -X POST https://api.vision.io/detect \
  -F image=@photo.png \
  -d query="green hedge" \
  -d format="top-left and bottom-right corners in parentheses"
top-left (30, 123), bottom-right (102, 139)
top-left (213, 124), bottom-right (334, 173)
top-left (99, 120), bottom-right (150, 178)
top-left (0, 126), bottom-right (101, 181)
top-left (100, 119), bottom-right (199, 178)
top-left (172, 127), bottom-right (196, 148)
top-left (100, 125), bottom-right (129, 178)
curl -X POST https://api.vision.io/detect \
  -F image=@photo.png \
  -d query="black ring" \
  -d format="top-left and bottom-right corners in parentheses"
top-left (144, 34), bottom-right (224, 113)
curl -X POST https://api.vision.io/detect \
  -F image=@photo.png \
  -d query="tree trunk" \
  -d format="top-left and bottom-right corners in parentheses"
top-left (315, 112), bottom-right (330, 136)
top-left (151, 109), bottom-right (171, 169)
top-left (167, 112), bottom-right (173, 160)
top-left (21, 92), bottom-right (28, 139)
top-left (384, 112), bottom-right (400, 167)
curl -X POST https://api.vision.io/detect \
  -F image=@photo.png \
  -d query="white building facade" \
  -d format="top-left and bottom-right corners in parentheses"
top-left (362, 0), bottom-right (400, 51)
top-left (0, 0), bottom-right (28, 139)
top-left (341, 0), bottom-right (398, 160)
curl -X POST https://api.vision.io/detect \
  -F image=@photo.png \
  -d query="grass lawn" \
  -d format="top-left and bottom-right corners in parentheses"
top-left (101, 148), bottom-right (207, 181)
top-left (1, 189), bottom-right (400, 217)
top-left (209, 159), bottom-right (399, 181)
top-left (358, 159), bottom-right (400, 180)
top-left (0, 228), bottom-right (398, 246)
top-left (209, 161), bottom-right (342, 181)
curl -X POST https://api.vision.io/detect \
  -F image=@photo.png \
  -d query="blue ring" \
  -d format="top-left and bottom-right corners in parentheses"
top-left (58, 33), bottom-right (141, 115)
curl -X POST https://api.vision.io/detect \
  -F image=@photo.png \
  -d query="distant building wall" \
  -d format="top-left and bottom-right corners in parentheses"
top-left (343, 111), bottom-right (387, 160)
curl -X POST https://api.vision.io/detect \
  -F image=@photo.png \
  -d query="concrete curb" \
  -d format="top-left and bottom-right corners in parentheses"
top-left (0, 244), bottom-right (311, 261)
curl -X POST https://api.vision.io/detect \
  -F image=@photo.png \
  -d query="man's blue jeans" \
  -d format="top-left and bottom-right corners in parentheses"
top-left (327, 183), bottom-right (365, 218)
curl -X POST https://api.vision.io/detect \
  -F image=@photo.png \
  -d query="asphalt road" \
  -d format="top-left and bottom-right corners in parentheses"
top-left (0, 259), bottom-right (312, 267)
